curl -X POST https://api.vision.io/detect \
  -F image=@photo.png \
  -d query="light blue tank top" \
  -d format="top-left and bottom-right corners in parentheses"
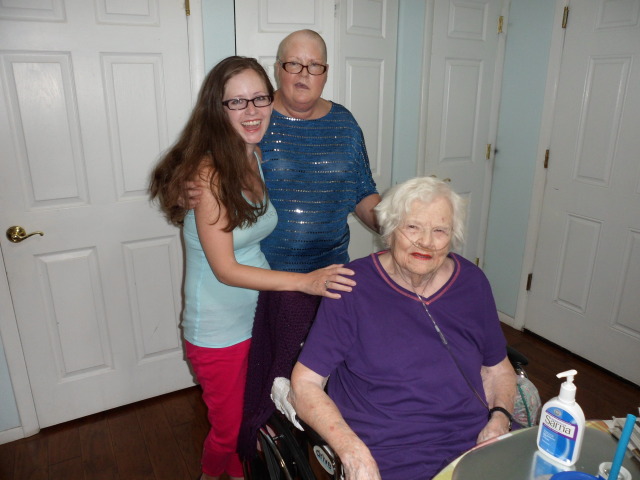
top-left (182, 153), bottom-right (277, 348)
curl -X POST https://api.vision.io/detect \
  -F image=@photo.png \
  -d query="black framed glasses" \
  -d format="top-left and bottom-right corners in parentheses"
top-left (280, 61), bottom-right (327, 75)
top-left (222, 95), bottom-right (273, 110)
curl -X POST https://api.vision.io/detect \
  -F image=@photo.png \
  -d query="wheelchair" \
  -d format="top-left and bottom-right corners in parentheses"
top-left (243, 409), bottom-right (342, 480)
top-left (244, 347), bottom-right (532, 480)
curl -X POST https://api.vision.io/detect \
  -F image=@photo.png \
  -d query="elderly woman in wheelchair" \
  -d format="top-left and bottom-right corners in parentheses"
top-left (288, 177), bottom-right (517, 480)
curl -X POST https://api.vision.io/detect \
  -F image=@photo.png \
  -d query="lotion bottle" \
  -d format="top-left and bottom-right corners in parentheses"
top-left (536, 369), bottom-right (585, 466)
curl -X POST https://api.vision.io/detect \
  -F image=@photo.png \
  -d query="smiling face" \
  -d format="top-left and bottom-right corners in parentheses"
top-left (389, 197), bottom-right (454, 284)
top-left (275, 31), bottom-right (328, 115)
top-left (223, 68), bottom-right (273, 154)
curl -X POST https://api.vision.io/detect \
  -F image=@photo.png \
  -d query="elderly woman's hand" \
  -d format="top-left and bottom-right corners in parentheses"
top-left (477, 357), bottom-right (516, 444)
top-left (476, 412), bottom-right (511, 444)
top-left (340, 445), bottom-right (382, 480)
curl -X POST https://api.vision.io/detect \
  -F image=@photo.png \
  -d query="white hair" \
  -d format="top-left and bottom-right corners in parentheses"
top-left (375, 176), bottom-right (467, 251)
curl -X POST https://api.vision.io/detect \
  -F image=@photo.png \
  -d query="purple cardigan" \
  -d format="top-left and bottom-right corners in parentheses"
top-left (237, 290), bottom-right (321, 459)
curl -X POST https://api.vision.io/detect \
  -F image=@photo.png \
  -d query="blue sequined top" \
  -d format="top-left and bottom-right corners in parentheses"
top-left (259, 103), bottom-right (378, 273)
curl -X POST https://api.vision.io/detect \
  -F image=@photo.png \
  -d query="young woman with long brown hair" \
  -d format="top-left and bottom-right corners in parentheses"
top-left (149, 56), bottom-right (354, 480)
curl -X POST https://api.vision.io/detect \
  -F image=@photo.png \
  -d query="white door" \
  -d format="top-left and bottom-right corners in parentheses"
top-left (234, 0), bottom-right (398, 260)
top-left (0, 0), bottom-right (197, 428)
top-left (525, 0), bottom-right (640, 385)
top-left (418, 0), bottom-right (508, 263)
top-left (335, 0), bottom-right (398, 259)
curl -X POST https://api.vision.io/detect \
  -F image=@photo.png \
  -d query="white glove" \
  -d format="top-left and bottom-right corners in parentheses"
top-left (270, 377), bottom-right (303, 430)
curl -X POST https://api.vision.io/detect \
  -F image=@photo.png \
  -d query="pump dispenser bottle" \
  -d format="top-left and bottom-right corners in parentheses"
top-left (536, 369), bottom-right (585, 466)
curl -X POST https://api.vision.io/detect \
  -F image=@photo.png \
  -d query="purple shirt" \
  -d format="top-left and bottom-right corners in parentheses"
top-left (298, 252), bottom-right (507, 480)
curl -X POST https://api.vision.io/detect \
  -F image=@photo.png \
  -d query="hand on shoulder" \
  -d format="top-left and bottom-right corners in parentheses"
top-left (303, 264), bottom-right (356, 299)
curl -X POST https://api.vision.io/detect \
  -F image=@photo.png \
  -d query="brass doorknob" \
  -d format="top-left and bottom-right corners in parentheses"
top-left (6, 226), bottom-right (44, 243)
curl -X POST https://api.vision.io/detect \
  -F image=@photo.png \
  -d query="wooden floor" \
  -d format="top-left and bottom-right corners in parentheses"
top-left (502, 325), bottom-right (639, 420)
top-left (1, 324), bottom-right (638, 480)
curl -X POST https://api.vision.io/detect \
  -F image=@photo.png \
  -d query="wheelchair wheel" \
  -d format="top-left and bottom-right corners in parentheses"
top-left (244, 412), bottom-right (316, 480)
top-left (244, 432), bottom-right (279, 479)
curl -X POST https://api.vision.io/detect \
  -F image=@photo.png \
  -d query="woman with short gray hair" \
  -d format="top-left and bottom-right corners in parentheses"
top-left (291, 176), bottom-right (516, 480)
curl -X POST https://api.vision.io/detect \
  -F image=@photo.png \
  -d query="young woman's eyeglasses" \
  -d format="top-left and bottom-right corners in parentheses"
top-left (222, 95), bottom-right (273, 111)
top-left (279, 61), bottom-right (327, 76)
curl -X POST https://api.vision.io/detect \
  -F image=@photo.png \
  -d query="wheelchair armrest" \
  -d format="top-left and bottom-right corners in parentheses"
top-left (295, 416), bottom-right (344, 479)
top-left (507, 345), bottom-right (529, 367)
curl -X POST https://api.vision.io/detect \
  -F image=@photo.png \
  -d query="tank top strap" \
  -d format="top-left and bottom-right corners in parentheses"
top-left (252, 150), bottom-right (268, 204)
top-left (254, 150), bottom-right (266, 181)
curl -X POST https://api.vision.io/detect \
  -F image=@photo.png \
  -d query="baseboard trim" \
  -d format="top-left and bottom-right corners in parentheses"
top-left (498, 311), bottom-right (517, 329)
top-left (0, 425), bottom-right (30, 445)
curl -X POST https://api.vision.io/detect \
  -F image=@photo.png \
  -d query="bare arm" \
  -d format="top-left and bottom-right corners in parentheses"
top-left (354, 193), bottom-right (381, 233)
top-left (289, 363), bottom-right (381, 480)
top-left (476, 356), bottom-right (517, 443)
top-left (195, 180), bottom-right (355, 298)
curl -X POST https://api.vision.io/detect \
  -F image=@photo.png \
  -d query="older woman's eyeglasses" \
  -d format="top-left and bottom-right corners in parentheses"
top-left (399, 224), bottom-right (452, 251)
top-left (222, 95), bottom-right (273, 111)
top-left (280, 61), bottom-right (327, 75)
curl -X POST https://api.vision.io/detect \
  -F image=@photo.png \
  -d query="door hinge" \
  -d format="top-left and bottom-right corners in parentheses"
top-left (486, 143), bottom-right (492, 160)
top-left (475, 257), bottom-right (480, 267)
top-left (562, 6), bottom-right (569, 28)
top-left (544, 149), bottom-right (550, 169)
top-left (526, 273), bottom-right (533, 291)
top-left (498, 16), bottom-right (504, 34)
top-left (185, 0), bottom-right (190, 16)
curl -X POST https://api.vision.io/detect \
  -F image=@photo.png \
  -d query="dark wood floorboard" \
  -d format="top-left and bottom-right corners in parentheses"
top-left (0, 324), bottom-right (638, 479)
top-left (501, 324), bottom-right (639, 420)
top-left (108, 406), bottom-right (155, 480)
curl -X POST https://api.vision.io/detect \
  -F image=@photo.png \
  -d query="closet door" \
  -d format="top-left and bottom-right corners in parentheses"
top-left (418, 0), bottom-right (509, 264)
top-left (526, 0), bottom-right (640, 385)
top-left (0, 0), bottom-right (198, 429)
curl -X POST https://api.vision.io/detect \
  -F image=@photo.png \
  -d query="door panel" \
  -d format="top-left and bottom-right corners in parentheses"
top-left (525, 0), bottom-right (640, 385)
top-left (0, 0), bottom-right (196, 428)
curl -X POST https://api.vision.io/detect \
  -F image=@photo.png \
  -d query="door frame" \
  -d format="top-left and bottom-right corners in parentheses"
top-left (0, 248), bottom-right (38, 442)
top-left (0, 0), bottom-right (205, 444)
top-left (510, 0), bottom-right (566, 330)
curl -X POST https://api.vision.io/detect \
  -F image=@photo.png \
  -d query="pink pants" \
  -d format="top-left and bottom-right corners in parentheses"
top-left (186, 339), bottom-right (251, 478)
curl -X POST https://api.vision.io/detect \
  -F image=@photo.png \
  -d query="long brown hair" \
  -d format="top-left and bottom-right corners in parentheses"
top-left (149, 56), bottom-right (274, 230)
